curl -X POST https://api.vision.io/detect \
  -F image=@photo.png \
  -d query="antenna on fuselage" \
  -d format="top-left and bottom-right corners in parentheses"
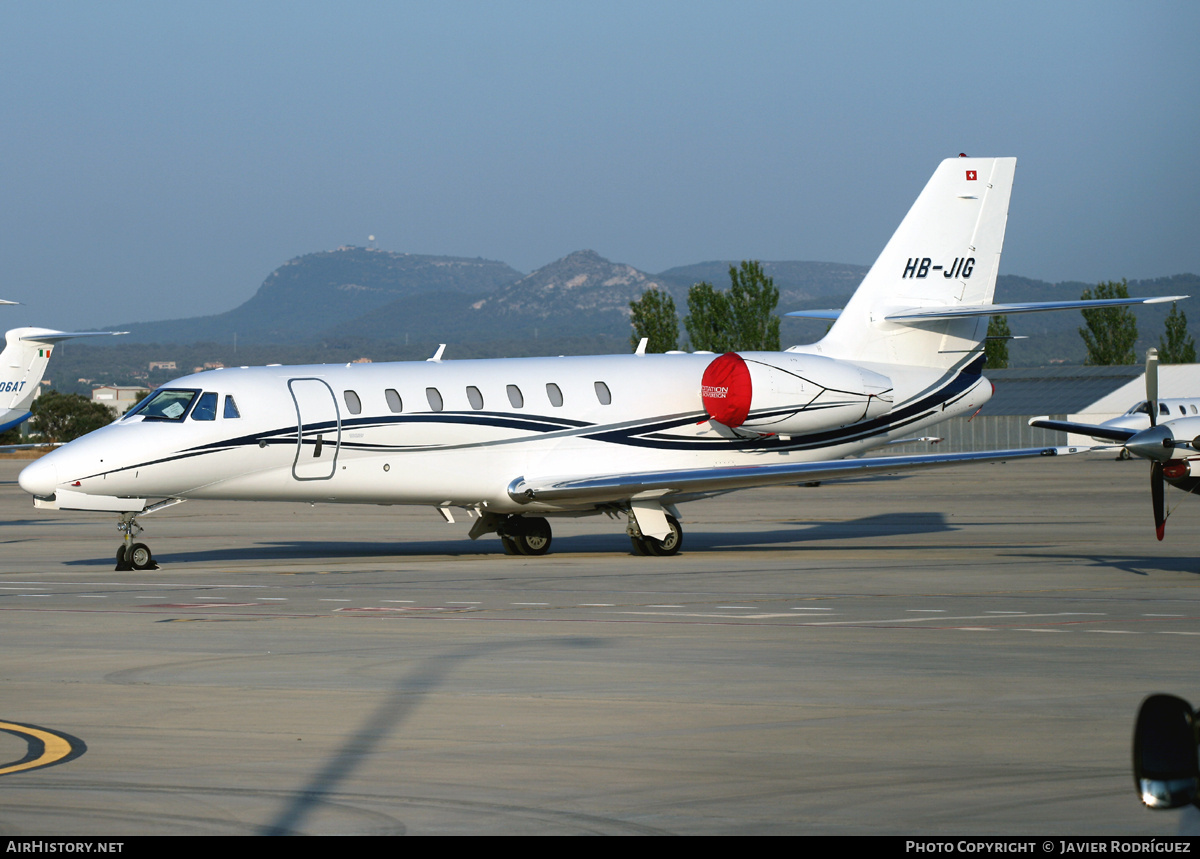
top-left (427, 344), bottom-right (446, 363)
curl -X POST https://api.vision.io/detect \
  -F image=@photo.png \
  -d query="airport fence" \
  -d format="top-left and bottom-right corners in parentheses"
top-left (884, 414), bottom-right (1071, 455)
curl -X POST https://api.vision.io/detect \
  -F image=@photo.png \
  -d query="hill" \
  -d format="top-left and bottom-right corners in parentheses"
top-left (49, 243), bottom-right (1199, 396)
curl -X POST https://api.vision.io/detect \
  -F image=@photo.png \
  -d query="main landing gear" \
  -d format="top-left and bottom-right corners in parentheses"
top-left (115, 512), bottom-right (157, 571)
top-left (628, 514), bottom-right (683, 557)
top-left (497, 515), bottom-right (553, 556)
top-left (470, 508), bottom-right (683, 557)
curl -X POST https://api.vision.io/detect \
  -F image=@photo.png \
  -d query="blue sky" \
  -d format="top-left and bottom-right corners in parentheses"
top-left (2, 1), bottom-right (1197, 329)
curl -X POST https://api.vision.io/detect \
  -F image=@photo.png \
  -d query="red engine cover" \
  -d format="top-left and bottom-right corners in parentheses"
top-left (701, 352), bottom-right (752, 427)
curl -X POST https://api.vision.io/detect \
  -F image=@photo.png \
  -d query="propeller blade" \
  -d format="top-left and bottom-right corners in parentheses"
top-left (1152, 461), bottom-right (1166, 541)
top-left (1147, 348), bottom-right (1159, 428)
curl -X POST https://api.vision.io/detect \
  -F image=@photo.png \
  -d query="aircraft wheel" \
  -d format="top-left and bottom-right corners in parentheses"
top-left (515, 517), bottom-right (552, 556)
top-left (629, 534), bottom-right (650, 555)
top-left (128, 542), bottom-right (155, 570)
top-left (115, 545), bottom-right (131, 571)
top-left (500, 534), bottom-right (521, 555)
top-left (1118, 448), bottom-right (1132, 460)
top-left (642, 516), bottom-right (683, 557)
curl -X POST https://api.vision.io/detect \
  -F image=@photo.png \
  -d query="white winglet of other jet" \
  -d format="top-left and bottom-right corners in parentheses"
top-left (16, 157), bottom-right (1186, 568)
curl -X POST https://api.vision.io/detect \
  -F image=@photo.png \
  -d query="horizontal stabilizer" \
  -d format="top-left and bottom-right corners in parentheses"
top-left (785, 309), bottom-right (843, 320)
top-left (885, 296), bottom-right (1188, 322)
top-left (20, 330), bottom-right (127, 343)
top-left (509, 446), bottom-right (1078, 506)
top-left (1029, 417), bottom-right (1138, 444)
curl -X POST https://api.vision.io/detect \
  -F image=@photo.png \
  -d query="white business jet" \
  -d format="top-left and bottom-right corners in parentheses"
top-left (1033, 349), bottom-right (1200, 540)
top-left (17, 157), bottom-right (1186, 569)
top-left (0, 305), bottom-right (126, 441)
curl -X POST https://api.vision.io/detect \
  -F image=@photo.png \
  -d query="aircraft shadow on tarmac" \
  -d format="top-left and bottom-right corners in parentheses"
top-left (60, 512), bottom-right (957, 565)
top-left (1008, 551), bottom-right (1200, 577)
top-left (256, 635), bottom-right (612, 836)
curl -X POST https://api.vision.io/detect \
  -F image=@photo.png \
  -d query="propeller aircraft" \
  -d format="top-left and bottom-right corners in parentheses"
top-left (1033, 349), bottom-right (1200, 540)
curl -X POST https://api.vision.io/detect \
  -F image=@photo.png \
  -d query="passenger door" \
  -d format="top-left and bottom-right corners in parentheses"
top-left (289, 378), bottom-right (340, 480)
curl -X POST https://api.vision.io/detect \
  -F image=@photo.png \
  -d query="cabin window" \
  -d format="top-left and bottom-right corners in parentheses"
top-left (507, 385), bottom-right (524, 408)
top-left (223, 395), bottom-right (241, 419)
top-left (385, 389), bottom-right (403, 413)
top-left (1161, 402), bottom-right (1170, 415)
top-left (546, 383), bottom-right (563, 407)
top-left (191, 392), bottom-right (217, 421)
top-left (466, 386), bottom-right (484, 410)
top-left (127, 388), bottom-right (198, 422)
top-left (594, 381), bottom-right (611, 405)
top-left (1181, 405), bottom-right (1188, 416)
top-left (344, 390), bottom-right (362, 415)
top-left (1192, 405), bottom-right (1197, 415)
top-left (426, 387), bottom-right (443, 412)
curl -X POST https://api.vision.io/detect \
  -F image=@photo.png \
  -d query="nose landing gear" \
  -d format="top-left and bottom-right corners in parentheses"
top-left (115, 512), bottom-right (158, 571)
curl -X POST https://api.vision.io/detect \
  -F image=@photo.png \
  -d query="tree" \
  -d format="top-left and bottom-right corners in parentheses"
top-left (629, 288), bottom-right (679, 352)
top-left (1158, 302), bottom-right (1196, 364)
top-left (684, 280), bottom-right (734, 353)
top-left (984, 315), bottom-right (1011, 369)
top-left (1080, 279), bottom-right (1138, 365)
top-left (30, 390), bottom-right (115, 443)
top-left (727, 260), bottom-right (781, 352)
top-left (683, 261), bottom-right (781, 352)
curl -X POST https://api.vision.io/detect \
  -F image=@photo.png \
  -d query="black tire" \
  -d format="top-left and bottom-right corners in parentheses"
top-left (629, 534), bottom-right (650, 555)
top-left (642, 515), bottom-right (683, 557)
top-left (515, 517), bottom-right (552, 556)
top-left (115, 545), bottom-right (130, 571)
top-left (128, 542), bottom-right (154, 570)
top-left (500, 534), bottom-right (521, 555)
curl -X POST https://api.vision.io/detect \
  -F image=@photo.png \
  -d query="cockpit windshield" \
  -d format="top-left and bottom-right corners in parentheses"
top-left (124, 388), bottom-right (200, 422)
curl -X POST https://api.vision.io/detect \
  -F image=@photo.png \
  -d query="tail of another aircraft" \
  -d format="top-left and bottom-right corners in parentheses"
top-left (0, 328), bottom-right (125, 433)
top-left (811, 156), bottom-right (1016, 370)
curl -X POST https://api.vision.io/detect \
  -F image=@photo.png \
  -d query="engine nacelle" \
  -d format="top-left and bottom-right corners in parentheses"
top-left (700, 351), bottom-right (893, 435)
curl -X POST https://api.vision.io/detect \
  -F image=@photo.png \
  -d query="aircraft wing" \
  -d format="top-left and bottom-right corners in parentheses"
top-left (508, 445), bottom-right (1078, 506)
top-left (1028, 418), bottom-right (1138, 444)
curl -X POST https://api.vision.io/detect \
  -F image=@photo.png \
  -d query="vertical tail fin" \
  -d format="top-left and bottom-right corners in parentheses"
top-left (0, 328), bottom-right (125, 431)
top-left (814, 156), bottom-right (1016, 369)
top-left (0, 328), bottom-right (57, 428)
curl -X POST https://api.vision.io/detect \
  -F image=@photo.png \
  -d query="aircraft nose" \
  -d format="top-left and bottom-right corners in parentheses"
top-left (18, 457), bottom-right (59, 497)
